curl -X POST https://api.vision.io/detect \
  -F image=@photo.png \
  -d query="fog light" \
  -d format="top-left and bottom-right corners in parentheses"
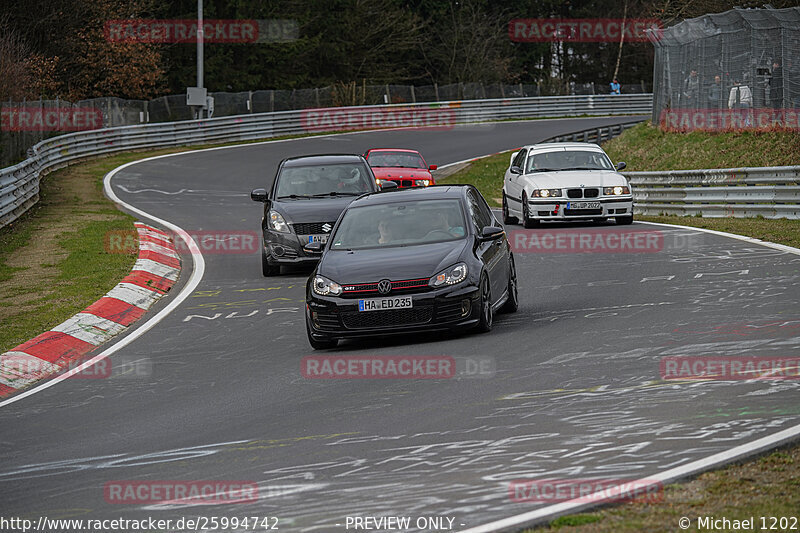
top-left (461, 299), bottom-right (471, 317)
top-left (272, 245), bottom-right (285, 257)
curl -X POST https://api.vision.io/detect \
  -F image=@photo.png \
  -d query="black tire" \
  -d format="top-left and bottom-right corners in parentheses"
top-left (261, 246), bottom-right (280, 276)
top-left (522, 194), bottom-right (538, 228)
top-left (306, 316), bottom-right (338, 350)
top-left (616, 214), bottom-right (634, 225)
top-left (502, 192), bottom-right (518, 225)
top-left (475, 275), bottom-right (494, 333)
top-left (500, 256), bottom-right (519, 314)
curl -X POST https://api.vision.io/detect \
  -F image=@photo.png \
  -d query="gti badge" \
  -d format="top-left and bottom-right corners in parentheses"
top-left (377, 279), bottom-right (392, 295)
top-left (322, 223), bottom-right (332, 232)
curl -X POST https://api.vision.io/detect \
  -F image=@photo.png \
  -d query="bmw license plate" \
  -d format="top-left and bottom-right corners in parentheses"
top-left (358, 297), bottom-right (413, 312)
top-left (308, 234), bottom-right (329, 243)
top-left (567, 201), bottom-right (601, 209)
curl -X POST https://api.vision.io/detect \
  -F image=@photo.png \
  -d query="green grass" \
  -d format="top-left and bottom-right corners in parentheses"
top-left (603, 121), bottom-right (800, 171)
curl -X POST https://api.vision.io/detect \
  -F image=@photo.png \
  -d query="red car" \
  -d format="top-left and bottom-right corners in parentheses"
top-left (363, 148), bottom-right (437, 188)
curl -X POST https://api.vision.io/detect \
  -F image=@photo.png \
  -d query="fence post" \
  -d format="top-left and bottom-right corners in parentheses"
top-left (270, 90), bottom-right (274, 112)
top-left (410, 85), bottom-right (416, 103)
top-left (500, 84), bottom-right (505, 98)
top-left (314, 87), bottom-right (320, 107)
top-left (248, 91), bottom-right (253, 113)
top-left (385, 84), bottom-right (390, 104)
top-left (434, 83), bottom-right (439, 101)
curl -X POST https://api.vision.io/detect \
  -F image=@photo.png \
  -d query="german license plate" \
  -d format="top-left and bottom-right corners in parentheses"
top-left (358, 297), bottom-right (413, 312)
top-left (567, 201), bottom-right (601, 209)
top-left (308, 234), bottom-right (329, 243)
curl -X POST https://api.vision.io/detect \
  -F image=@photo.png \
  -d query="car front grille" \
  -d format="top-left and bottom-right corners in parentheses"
top-left (341, 307), bottom-right (433, 329)
top-left (342, 278), bottom-right (430, 295)
top-left (292, 222), bottom-right (335, 235)
top-left (567, 188), bottom-right (599, 199)
top-left (437, 299), bottom-right (465, 322)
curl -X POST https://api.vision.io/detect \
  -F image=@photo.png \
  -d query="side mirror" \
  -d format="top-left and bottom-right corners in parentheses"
top-left (380, 180), bottom-right (398, 190)
top-left (479, 225), bottom-right (505, 241)
top-left (304, 241), bottom-right (323, 253)
top-left (251, 188), bottom-right (269, 202)
top-left (428, 164), bottom-right (438, 171)
top-left (509, 165), bottom-right (522, 175)
top-left (615, 161), bottom-right (627, 171)
top-left (509, 151), bottom-right (518, 166)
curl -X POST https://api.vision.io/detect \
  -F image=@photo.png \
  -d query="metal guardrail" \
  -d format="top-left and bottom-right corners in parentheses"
top-left (0, 94), bottom-right (652, 229)
top-left (542, 120), bottom-right (644, 144)
top-left (625, 166), bottom-right (800, 219)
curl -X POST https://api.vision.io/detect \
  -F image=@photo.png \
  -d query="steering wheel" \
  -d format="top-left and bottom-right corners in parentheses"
top-left (425, 229), bottom-right (453, 239)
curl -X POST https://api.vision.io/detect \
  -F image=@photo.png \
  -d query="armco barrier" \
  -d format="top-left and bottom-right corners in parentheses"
top-left (0, 94), bottom-right (652, 229)
top-left (625, 166), bottom-right (800, 219)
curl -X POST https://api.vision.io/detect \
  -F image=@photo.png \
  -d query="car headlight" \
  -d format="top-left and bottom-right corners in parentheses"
top-left (416, 179), bottom-right (431, 187)
top-left (312, 275), bottom-right (343, 296)
top-left (269, 210), bottom-right (290, 233)
top-left (532, 189), bottom-right (561, 198)
top-left (604, 186), bottom-right (630, 195)
top-left (429, 263), bottom-right (468, 287)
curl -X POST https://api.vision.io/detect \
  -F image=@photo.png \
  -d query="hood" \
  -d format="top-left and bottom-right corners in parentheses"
top-left (319, 239), bottom-right (469, 284)
top-left (522, 170), bottom-right (627, 189)
top-left (371, 167), bottom-right (432, 180)
top-left (272, 196), bottom-right (357, 224)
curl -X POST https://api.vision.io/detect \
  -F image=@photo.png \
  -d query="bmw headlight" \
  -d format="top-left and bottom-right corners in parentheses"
top-left (603, 186), bottom-right (630, 195)
top-left (532, 189), bottom-right (561, 198)
top-left (416, 179), bottom-right (431, 187)
top-left (269, 210), bottom-right (290, 232)
top-left (429, 263), bottom-right (468, 287)
top-left (312, 275), bottom-right (343, 296)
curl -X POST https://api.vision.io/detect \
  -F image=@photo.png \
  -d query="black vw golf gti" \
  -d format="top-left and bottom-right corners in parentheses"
top-left (305, 185), bottom-right (518, 349)
top-left (251, 154), bottom-right (387, 276)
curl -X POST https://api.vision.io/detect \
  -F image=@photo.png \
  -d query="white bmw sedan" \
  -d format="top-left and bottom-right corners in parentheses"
top-left (502, 143), bottom-right (633, 227)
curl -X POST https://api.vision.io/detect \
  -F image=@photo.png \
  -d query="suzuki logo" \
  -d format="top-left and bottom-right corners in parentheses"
top-left (377, 279), bottom-right (392, 295)
top-left (322, 223), bottom-right (332, 232)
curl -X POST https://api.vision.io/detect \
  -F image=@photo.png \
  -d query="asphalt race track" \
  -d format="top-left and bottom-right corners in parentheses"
top-left (2, 116), bottom-right (800, 532)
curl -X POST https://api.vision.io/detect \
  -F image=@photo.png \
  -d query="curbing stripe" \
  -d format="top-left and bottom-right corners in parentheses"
top-left (0, 223), bottom-right (180, 398)
top-left (83, 297), bottom-right (147, 326)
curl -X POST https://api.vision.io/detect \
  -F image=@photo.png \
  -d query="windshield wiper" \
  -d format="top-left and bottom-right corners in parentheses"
top-left (312, 192), bottom-right (362, 197)
top-left (277, 194), bottom-right (313, 199)
top-left (559, 167), bottom-right (598, 171)
top-left (531, 168), bottom-right (560, 173)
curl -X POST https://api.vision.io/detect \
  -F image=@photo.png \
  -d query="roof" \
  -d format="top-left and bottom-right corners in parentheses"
top-left (282, 154), bottom-right (365, 167)
top-left (523, 142), bottom-right (604, 153)
top-left (365, 148), bottom-right (422, 154)
top-left (349, 185), bottom-right (468, 207)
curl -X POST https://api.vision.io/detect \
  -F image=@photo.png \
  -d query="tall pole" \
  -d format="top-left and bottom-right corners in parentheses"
top-left (197, 0), bottom-right (204, 118)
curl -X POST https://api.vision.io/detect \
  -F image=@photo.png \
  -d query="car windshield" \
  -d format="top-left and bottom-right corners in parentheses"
top-left (526, 150), bottom-right (613, 173)
top-left (330, 199), bottom-right (467, 250)
top-left (367, 151), bottom-right (426, 169)
top-left (275, 162), bottom-right (374, 197)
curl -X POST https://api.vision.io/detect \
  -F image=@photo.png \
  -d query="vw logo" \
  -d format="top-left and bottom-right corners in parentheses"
top-left (322, 223), bottom-right (332, 233)
top-left (377, 279), bottom-right (392, 295)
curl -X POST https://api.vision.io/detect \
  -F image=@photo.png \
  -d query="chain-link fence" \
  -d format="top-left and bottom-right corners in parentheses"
top-left (1, 81), bottom-right (651, 166)
top-left (650, 6), bottom-right (800, 126)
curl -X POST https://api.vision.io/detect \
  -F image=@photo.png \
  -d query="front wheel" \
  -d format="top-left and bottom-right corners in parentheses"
top-left (522, 194), bottom-right (538, 228)
top-left (500, 256), bottom-right (519, 313)
top-left (475, 275), bottom-right (494, 333)
top-left (502, 192), bottom-right (518, 225)
top-left (616, 214), bottom-right (634, 225)
top-left (262, 246), bottom-right (280, 276)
